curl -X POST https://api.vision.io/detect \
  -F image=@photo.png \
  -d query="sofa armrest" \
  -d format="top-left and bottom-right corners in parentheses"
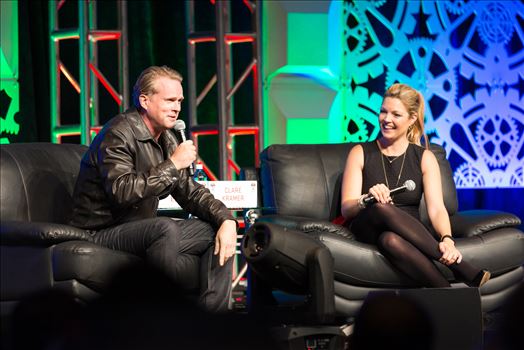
top-left (0, 220), bottom-right (93, 246)
top-left (450, 210), bottom-right (522, 238)
top-left (257, 215), bottom-right (352, 239)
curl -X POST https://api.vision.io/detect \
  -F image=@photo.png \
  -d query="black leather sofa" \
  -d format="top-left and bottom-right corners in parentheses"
top-left (0, 143), bottom-right (200, 314)
top-left (244, 143), bottom-right (524, 317)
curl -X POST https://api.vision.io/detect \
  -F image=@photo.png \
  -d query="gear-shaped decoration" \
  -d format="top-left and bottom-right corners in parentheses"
top-left (385, 38), bottom-right (435, 91)
top-left (345, 115), bottom-right (370, 143)
top-left (445, 0), bottom-right (467, 15)
top-left (338, 87), bottom-right (383, 143)
top-left (369, 0), bottom-right (387, 8)
top-left (0, 51), bottom-right (20, 140)
top-left (509, 167), bottom-right (524, 187)
top-left (343, 1), bottom-right (368, 55)
top-left (384, 38), bottom-right (458, 135)
top-left (477, 2), bottom-right (514, 45)
top-left (424, 127), bottom-right (440, 144)
top-left (474, 115), bottom-right (519, 168)
top-left (454, 163), bottom-right (485, 188)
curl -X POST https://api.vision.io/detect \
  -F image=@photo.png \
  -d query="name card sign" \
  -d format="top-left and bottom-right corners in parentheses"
top-left (158, 181), bottom-right (258, 210)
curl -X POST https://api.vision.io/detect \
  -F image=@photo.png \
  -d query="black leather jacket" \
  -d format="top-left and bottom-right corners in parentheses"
top-left (70, 108), bottom-right (235, 231)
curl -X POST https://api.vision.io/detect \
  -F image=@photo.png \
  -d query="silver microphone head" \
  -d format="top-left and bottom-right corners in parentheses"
top-left (404, 180), bottom-right (416, 191)
top-left (174, 120), bottom-right (186, 131)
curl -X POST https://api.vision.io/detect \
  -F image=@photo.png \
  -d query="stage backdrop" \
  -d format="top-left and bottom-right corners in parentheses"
top-left (261, 0), bottom-right (524, 192)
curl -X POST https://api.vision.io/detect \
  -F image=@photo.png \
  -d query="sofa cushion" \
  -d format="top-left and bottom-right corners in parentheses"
top-left (1, 221), bottom-right (93, 246)
top-left (258, 215), bottom-right (352, 239)
top-left (450, 210), bottom-right (522, 237)
top-left (51, 241), bottom-right (144, 292)
top-left (260, 143), bottom-right (353, 221)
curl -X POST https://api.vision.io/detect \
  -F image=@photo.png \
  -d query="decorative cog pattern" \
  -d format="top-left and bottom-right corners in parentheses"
top-left (445, 0), bottom-right (467, 15)
top-left (345, 115), bottom-right (369, 142)
top-left (454, 163), bottom-right (485, 187)
top-left (339, 0), bottom-right (524, 188)
top-left (475, 115), bottom-right (520, 168)
top-left (0, 51), bottom-right (20, 142)
top-left (385, 38), bottom-right (437, 91)
top-left (343, 1), bottom-right (368, 55)
top-left (369, 0), bottom-right (387, 8)
top-left (509, 167), bottom-right (524, 187)
top-left (477, 2), bottom-right (514, 45)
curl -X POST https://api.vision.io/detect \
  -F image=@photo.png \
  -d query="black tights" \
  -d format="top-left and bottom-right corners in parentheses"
top-left (350, 203), bottom-right (480, 287)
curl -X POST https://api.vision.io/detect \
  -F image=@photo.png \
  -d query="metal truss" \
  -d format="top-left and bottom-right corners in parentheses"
top-left (186, 0), bottom-right (262, 180)
top-left (49, 0), bottom-right (128, 144)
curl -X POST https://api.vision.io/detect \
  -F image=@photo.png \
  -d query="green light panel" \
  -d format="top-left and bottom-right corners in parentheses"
top-left (0, 0), bottom-right (19, 144)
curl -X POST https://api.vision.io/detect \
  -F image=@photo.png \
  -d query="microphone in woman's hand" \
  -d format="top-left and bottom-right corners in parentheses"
top-left (363, 180), bottom-right (416, 205)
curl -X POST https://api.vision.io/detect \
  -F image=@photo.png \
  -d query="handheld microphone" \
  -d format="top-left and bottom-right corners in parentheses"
top-left (363, 179), bottom-right (416, 205)
top-left (173, 120), bottom-right (195, 176)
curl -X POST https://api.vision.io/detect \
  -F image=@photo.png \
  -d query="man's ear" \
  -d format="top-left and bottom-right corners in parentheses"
top-left (139, 94), bottom-right (148, 110)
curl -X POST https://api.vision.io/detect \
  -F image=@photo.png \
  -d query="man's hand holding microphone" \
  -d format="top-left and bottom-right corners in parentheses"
top-left (170, 140), bottom-right (196, 172)
top-left (170, 120), bottom-right (196, 174)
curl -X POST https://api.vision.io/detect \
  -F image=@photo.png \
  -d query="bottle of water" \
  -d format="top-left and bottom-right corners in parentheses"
top-left (194, 163), bottom-right (208, 182)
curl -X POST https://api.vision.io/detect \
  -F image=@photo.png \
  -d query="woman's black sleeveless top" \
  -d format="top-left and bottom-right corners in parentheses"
top-left (361, 141), bottom-right (425, 219)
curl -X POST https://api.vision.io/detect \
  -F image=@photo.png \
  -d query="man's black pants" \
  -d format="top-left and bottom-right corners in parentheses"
top-left (92, 217), bottom-right (233, 312)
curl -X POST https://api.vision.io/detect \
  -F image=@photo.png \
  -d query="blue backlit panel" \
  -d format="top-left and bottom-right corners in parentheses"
top-left (341, 0), bottom-right (524, 188)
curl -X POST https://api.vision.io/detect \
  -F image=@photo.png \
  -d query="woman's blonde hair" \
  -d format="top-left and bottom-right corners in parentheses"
top-left (384, 83), bottom-right (428, 148)
top-left (132, 66), bottom-right (183, 111)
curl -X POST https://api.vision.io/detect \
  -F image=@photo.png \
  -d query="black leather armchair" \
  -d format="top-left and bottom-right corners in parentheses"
top-left (0, 143), bottom-right (200, 313)
top-left (244, 143), bottom-right (524, 317)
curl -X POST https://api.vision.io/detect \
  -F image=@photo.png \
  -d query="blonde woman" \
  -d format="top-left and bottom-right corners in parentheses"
top-left (341, 83), bottom-right (490, 288)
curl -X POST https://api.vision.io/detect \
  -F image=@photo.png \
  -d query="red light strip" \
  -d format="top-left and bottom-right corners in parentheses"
top-left (252, 62), bottom-right (260, 166)
top-left (90, 126), bottom-right (102, 134)
top-left (59, 61), bottom-right (81, 93)
top-left (55, 126), bottom-right (102, 143)
top-left (193, 130), bottom-right (219, 137)
top-left (51, 29), bottom-right (80, 41)
top-left (89, 31), bottom-right (121, 42)
top-left (228, 128), bottom-right (259, 136)
top-left (57, 0), bottom-right (66, 11)
top-left (242, 0), bottom-right (255, 13)
top-left (88, 63), bottom-right (122, 105)
top-left (189, 34), bottom-right (254, 45)
top-left (193, 128), bottom-right (258, 137)
top-left (201, 162), bottom-right (218, 181)
top-left (225, 34), bottom-right (255, 44)
top-left (228, 159), bottom-right (241, 176)
top-left (189, 37), bottom-right (215, 44)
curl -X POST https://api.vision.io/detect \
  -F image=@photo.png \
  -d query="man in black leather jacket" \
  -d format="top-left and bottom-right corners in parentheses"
top-left (70, 66), bottom-right (238, 312)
